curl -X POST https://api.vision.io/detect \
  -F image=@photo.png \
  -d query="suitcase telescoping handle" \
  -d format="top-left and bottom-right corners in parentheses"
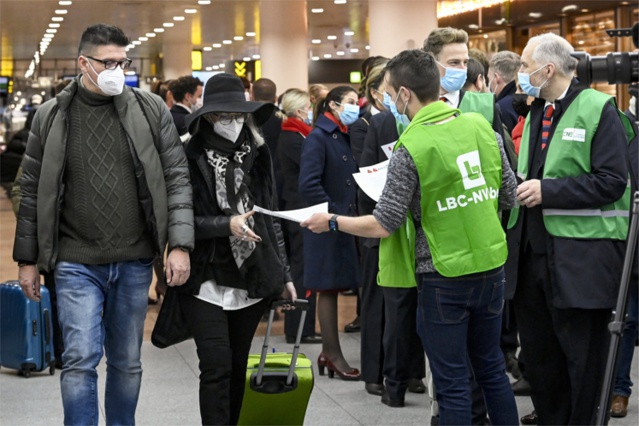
top-left (256, 299), bottom-right (309, 387)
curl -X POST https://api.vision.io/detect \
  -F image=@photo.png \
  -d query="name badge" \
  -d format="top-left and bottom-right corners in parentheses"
top-left (562, 128), bottom-right (586, 142)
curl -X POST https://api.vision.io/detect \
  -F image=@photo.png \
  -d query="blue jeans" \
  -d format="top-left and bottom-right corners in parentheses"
top-left (55, 260), bottom-right (153, 426)
top-left (416, 267), bottom-right (518, 426)
top-left (614, 277), bottom-right (638, 397)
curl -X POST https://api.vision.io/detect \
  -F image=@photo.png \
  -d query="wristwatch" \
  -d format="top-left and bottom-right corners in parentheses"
top-left (328, 214), bottom-right (339, 232)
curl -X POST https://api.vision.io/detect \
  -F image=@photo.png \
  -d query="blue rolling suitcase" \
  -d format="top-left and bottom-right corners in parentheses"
top-left (0, 280), bottom-right (56, 377)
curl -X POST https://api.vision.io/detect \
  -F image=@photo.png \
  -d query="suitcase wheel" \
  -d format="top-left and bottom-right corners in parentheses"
top-left (20, 368), bottom-right (31, 378)
top-left (49, 365), bottom-right (55, 375)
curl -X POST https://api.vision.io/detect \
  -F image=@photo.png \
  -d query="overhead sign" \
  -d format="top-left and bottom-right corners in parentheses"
top-left (235, 61), bottom-right (247, 77)
top-left (192, 50), bottom-right (202, 71)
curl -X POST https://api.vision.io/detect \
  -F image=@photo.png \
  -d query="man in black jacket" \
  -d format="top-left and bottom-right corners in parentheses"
top-left (169, 75), bottom-right (203, 141)
top-left (507, 32), bottom-right (632, 425)
top-left (488, 51), bottom-right (521, 134)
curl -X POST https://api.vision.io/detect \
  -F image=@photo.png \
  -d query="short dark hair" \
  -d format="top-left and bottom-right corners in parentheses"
top-left (463, 57), bottom-right (485, 90)
top-left (168, 76), bottom-right (203, 103)
top-left (384, 50), bottom-right (440, 103)
top-left (78, 24), bottom-right (130, 57)
top-left (252, 78), bottom-right (277, 102)
top-left (314, 85), bottom-right (357, 121)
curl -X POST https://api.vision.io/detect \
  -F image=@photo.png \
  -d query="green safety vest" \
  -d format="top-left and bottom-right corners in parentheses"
top-left (459, 91), bottom-right (495, 125)
top-left (378, 102), bottom-right (507, 284)
top-left (507, 89), bottom-right (635, 240)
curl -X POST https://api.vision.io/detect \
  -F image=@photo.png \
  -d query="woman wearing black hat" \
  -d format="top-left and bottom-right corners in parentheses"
top-left (178, 73), bottom-right (296, 425)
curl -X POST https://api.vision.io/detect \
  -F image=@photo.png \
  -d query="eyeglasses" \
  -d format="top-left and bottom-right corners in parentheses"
top-left (211, 113), bottom-right (247, 125)
top-left (86, 55), bottom-right (133, 70)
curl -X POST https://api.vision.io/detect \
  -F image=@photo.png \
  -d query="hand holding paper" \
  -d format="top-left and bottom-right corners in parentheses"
top-left (253, 202), bottom-right (329, 223)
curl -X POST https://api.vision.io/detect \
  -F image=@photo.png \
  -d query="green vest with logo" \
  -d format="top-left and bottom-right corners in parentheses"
top-left (459, 91), bottom-right (495, 125)
top-left (378, 102), bottom-right (507, 284)
top-left (507, 89), bottom-right (634, 240)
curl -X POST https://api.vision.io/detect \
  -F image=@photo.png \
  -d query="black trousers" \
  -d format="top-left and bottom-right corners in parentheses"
top-left (283, 220), bottom-right (317, 338)
top-left (360, 245), bottom-right (425, 394)
top-left (514, 248), bottom-right (610, 425)
top-left (180, 294), bottom-right (268, 425)
top-left (382, 285), bottom-right (426, 398)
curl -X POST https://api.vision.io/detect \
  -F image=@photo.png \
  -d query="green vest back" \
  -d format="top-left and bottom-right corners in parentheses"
top-left (507, 89), bottom-right (634, 240)
top-left (379, 102), bottom-right (507, 281)
top-left (459, 91), bottom-right (495, 125)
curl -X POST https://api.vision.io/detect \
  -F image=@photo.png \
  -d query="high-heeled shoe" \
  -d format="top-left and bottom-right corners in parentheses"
top-left (317, 352), bottom-right (328, 376)
top-left (325, 357), bottom-right (360, 381)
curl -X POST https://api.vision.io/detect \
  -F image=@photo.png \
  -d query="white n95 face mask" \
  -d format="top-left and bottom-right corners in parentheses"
top-left (85, 59), bottom-right (125, 96)
top-left (214, 118), bottom-right (244, 142)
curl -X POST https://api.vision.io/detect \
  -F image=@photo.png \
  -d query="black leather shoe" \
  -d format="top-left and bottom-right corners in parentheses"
top-left (520, 410), bottom-right (538, 425)
top-left (344, 317), bottom-right (361, 333)
top-left (285, 334), bottom-right (322, 344)
top-left (381, 390), bottom-right (405, 408)
top-left (511, 377), bottom-right (532, 396)
top-left (365, 382), bottom-right (384, 396)
top-left (408, 378), bottom-right (426, 393)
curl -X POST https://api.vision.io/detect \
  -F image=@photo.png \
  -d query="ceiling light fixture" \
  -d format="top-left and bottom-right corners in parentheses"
top-left (146, 33), bottom-right (156, 37)
top-left (311, 8), bottom-right (324, 13)
top-left (334, 0), bottom-right (347, 4)
top-left (198, 1), bottom-right (211, 5)
top-left (529, 12), bottom-right (542, 18)
top-left (203, 46), bottom-right (212, 51)
top-left (561, 5), bottom-right (578, 13)
top-left (55, 9), bottom-right (68, 14)
top-left (154, 28), bottom-right (165, 33)
top-left (49, 23), bottom-right (61, 28)
top-left (312, 39), bottom-right (321, 44)
top-left (336, 51), bottom-right (345, 56)
top-left (219, 63), bottom-right (225, 68)
top-left (185, 9), bottom-right (197, 14)
top-left (365, 45), bottom-right (370, 50)
top-left (344, 31), bottom-right (354, 36)
top-left (163, 23), bottom-right (174, 27)
top-left (350, 48), bottom-right (359, 53)
top-left (139, 37), bottom-right (148, 41)
top-left (246, 32), bottom-right (256, 37)
top-left (234, 36), bottom-right (244, 40)
top-left (324, 54), bottom-right (333, 58)
top-left (59, 1), bottom-right (72, 5)
top-left (173, 16), bottom-right (185, 21)
top-left (46, 29), bottom-right (57, 33)
top-left (327, 35), bottom-right (337, 40)
top-left (52, 17), bottom-right (64, 21)
top-left (311, 56), bottom-right (320, 61)
top-left (212, 43), bottom-right (222, 48)
top-left (252, 54), bottom-right (261, 59)
top-left (132, 41), bottom-right (142, 45)
top-left (243, 57), bottom-right (251, 61)
top-left (223, 40), bottom-right (232, 44)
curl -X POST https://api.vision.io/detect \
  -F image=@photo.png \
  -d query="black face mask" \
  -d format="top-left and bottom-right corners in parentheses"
top-left (512, 93), bottom-right (530, 117)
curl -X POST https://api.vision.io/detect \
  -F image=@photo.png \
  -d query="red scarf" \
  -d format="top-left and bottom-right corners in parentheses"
top-left (281, 117), bottom-right (311, 137)
top-left (324, 112), bottom-right (349, 134)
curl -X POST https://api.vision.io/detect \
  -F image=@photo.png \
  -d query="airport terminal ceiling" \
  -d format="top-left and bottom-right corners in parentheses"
top-left (0, 0), bottom-right (634, 77)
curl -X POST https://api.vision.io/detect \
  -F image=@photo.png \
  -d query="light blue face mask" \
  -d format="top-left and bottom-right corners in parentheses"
top-left (381, 91), bottom-right (393, 111)
top-left (304, 109), bottom-right (313, 125)
top-left (518, 64), bottom-right (549, 99)
top-left (387, 89), bottom-right (411, 136)
top-left (337, 102), bottom-right (360, 126)
top-left (436, 61), bottom-right (467, 93)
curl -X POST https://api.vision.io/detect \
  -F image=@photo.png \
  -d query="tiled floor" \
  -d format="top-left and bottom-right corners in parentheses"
top-left (1, 192), bottom-right (637, 425)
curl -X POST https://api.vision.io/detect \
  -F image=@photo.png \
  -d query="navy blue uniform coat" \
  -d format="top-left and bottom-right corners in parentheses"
top-left (299, 114), bottom-right (361, 291)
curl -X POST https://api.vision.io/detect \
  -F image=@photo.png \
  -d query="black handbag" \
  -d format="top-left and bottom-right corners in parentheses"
top-left (151, 286), bottom-right (192, 349)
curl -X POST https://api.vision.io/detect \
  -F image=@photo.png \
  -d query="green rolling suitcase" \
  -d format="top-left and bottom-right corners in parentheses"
top-left (238, 300), bottom-right (314, 425)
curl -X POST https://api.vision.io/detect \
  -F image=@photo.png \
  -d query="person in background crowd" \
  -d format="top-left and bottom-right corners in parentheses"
top-left (488, 51), bottom-right (521, 134)
top-left (169, 76), bottom-right (203, 141)
top-left (506, 32), bottom-right (634, 425)
top-left (355, 61), bottom-right (428, 405)
top-left (302, 49), bottom-right (518, 425)
top-left (277, 88), bottom-right (321, 345)
top-left (510, 82), bottom-right (532, 155)
top-left (462, 57), bottom-right (488, 92)
top-left (151, 79), bottom-right (175, 109)
top-left (423, 27), bottom-right (512, 424)
top-left (299, 86), bottom-right (361, 381)
top-left (610, 89), bottom-right (638, 419)
top-left (178, 73), bottom-right (295, 425)
top-left (309, 83), bottom-right (329, 108)
top-left (12, 24), bottom-right (193, 425)
top-left (239, 76), bottom-right (252, 101)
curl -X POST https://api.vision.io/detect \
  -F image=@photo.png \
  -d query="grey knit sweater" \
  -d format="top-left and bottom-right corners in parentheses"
top-left (373, 132), bottom-right (517, 274)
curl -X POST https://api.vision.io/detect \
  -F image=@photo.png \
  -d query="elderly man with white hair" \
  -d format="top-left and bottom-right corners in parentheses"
top-left (505, 32), bottom-right (635, 424)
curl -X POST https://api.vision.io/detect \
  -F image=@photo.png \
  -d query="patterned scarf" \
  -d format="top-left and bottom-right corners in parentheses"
top-left (204, 133), bottom-right (255, 269)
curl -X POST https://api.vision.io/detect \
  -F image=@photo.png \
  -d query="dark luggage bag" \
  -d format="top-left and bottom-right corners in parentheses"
top-left (0, 280), bottom-right (55, 377)
top-left (237, 299), bottom-right (314, 425)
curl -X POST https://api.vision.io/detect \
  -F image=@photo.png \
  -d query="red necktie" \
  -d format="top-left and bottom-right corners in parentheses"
top-left (541, 104), bottom-right (554, 150)
top-left (440, 96), bottom-right (447, 103)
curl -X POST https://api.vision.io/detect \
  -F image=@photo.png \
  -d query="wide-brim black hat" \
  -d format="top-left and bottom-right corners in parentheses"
top-left (185, 73), bottom-right (275, 133)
